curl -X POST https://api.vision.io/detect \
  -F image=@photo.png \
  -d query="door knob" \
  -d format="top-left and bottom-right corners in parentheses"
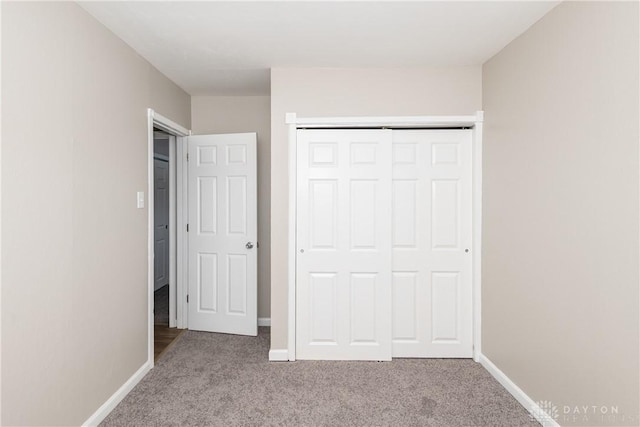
top-left (246, 242), bottom-right (254, 249)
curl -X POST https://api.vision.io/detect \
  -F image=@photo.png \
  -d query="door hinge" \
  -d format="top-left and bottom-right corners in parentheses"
top-left (186, 152), bottom-right (189, 161)
top-left (186, 224), bottom-right (189, 232)
top-left (186, 294), bottom-right (189, 303)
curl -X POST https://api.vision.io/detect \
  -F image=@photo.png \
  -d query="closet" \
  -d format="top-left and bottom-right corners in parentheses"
top-left (295, 127), bottom-right (473, 361)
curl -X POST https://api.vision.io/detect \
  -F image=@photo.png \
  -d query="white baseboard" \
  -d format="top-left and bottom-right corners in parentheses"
top-left (268, 349), bottom-right (289, 361)
top-left (258, 317), bottom-right (271, 327)
top-left (82, 360), bottom-right (152, 426)
top-left (479, 354), bottom-right (560, 427)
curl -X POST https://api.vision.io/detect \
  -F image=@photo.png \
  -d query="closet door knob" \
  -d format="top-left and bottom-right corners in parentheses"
top-left (246, 242), bottom-right (254, 249)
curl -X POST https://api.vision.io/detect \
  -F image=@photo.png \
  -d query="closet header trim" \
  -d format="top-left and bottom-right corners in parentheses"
top-left (285, 112), bottom-right (484, 129)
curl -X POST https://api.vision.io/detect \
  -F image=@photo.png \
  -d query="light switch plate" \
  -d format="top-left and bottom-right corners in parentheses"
top-left (137, 191), bottom-right (144, 209)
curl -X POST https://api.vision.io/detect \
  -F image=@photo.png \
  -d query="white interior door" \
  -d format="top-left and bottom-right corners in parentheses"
top-left (296, 130), bottom-right (393, 360)
top-left (154, 158), bottom-right (170, 291)
top-left (187, 133), bottom-right (257, 336)
top-left (391, 130), bottom-right (473, 357)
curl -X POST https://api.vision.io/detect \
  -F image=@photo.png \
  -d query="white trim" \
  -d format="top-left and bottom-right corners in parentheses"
top-left (150, 111), bottom-right (190, 138)
top-left (268, 349), bottom-right (289, 362)
top-left (287, 113), bottom-right (297, 361)
top-left (472, 110), bottom-right (483, 362)
top-left (286, 113), bottom-right (483, 361)
top-left (0, 2), bottom-right (4, 421)
top-left (168, 135), bottom-right (177, 328)
top-left (258, 317), bottom-right (271, 327)
top-left (480, 354), bottom-right (560, 427)
top-left (146, 110), bottom-right (155, 366)
top-left (176, 136), bottom-right (188, 329)
top-left (290, 115), bottom-right (477, 128)
top-left (82, 361), bottom-right (152, 426)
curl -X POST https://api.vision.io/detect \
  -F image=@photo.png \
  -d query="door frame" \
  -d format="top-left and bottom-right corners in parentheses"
top-left (283, 112), bottom-right (484, 362)
top-left (146, 109), bottom-right (190, 366)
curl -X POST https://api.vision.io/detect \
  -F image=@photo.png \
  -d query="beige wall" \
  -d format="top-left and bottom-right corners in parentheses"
top-left (270, 67), bottom-right (482, 349)
top-left (1, 2), bottom-right (190, 425)
top-left (150, 67), bottom-right (191, 130)
top-left (482, 2), bottom-right (639, 425)
top-left (191, 96), bottom-right (271, 318)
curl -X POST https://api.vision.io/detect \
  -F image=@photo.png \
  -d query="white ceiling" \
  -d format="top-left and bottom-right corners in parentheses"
top-left (79, 1), bottom-right (559, 96)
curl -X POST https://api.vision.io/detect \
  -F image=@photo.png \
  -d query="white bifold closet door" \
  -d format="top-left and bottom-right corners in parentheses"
top-left (391, 130), bottom-right (473, 358)
top-left (296, 130), bottom-right (393, 361)
top-left (296, 128), bottom-right (472, 360)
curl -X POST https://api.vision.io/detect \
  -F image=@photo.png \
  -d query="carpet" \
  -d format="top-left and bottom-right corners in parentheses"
top-left (154, 285), bottom-right (169, 325)
top-left (102, 328), bottom-right (539, 426)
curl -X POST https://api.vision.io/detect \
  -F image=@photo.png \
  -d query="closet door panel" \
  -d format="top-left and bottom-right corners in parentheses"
top-left (296, 129), bottom-right (392, 361)
top-left (392, 130), bottom-right (473, 358)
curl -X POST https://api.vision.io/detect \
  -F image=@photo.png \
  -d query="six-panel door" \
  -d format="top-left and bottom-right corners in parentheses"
top-left (295, 129), bottom-right (473, 360)
top-left (296, 130), bottom-right (393, 361)
top-left (391, 130), bottom-right (473, 358)
top-left (187, 133), bottom-right (258, 336)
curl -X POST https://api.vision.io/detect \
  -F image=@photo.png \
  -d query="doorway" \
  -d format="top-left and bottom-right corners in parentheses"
top-left (153, 130), bottom-right (183, 360)
top-left (146, 109), bottom-right (189, 366)
top-left (146, 109), bottom-right (260, 365)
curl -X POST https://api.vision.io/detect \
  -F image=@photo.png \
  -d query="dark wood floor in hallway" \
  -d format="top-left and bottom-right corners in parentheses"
top-left (154, 284), bottom-right (183, 361)
top-left (154, 324), bottom-right (184, 362)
